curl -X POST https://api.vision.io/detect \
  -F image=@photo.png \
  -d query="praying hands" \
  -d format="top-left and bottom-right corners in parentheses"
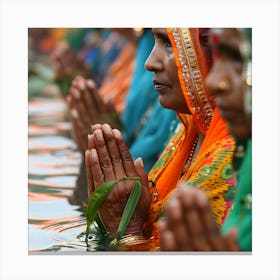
top-left (159, 184), bottom-right (240, 251)
top-left (85, 123), bottom-right (151, 237)
top-left (67, 76), bottom-right (122, 152)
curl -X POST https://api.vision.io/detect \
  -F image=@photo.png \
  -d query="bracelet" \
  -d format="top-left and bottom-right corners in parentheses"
top-left (109, 234), bottom-right (150, 251)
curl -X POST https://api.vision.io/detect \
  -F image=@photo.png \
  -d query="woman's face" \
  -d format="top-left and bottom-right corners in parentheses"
top-left (205, 28), bottom-right (251, 140)
top-left (145, 28), bottom-right (189, 113)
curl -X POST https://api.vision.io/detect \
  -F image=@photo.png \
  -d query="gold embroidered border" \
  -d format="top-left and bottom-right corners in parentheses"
top-left (171, 28), bottom-right (213, 131)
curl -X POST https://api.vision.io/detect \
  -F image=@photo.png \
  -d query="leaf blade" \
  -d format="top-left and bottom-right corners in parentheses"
top-left (85, 180), bottom-right (117, 239)
top-left (116, 179), bottom-right (142, 241)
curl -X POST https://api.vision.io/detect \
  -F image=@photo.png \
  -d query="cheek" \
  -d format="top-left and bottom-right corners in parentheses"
top-left (232, 75), bottom-right (245, 108)
top-left (168, 61), bottom-right (182, 96)
top-left (168, 57), bottom-right (180, 84)
top-left (171, 73), bottom-right (187, 111)
top-left (228, 122), bottom-right (251, 140)
top-left (166, 56), bottom-right (189, 112)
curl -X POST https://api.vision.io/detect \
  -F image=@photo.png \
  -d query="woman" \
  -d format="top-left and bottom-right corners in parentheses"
top-left (85, 28), bottom-right (235, 250)
top-left (68, 29), bottom-right (177, 170)
top-left (68, 29), bottom-right (177, 207)
top-left (159, 28), bottom-right (252, 251)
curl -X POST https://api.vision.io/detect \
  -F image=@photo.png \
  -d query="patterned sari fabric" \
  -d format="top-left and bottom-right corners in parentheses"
top-left (144, 28), bottom-right (236, 248)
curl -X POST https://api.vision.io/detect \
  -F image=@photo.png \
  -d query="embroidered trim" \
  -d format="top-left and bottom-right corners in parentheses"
top-left (168, 28), bottom-right (213, 133)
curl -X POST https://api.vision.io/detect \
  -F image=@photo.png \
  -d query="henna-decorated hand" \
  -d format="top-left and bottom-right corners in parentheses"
top-left (85, 123), bottom-right (151, 237)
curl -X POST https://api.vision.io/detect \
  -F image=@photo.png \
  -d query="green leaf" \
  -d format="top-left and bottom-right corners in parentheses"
top-left (85, 180), bottom-right (117, 240)
top-left (85, 176), bottom-right (142, 244)
top-left (116, 179), bottom-right (142, 241)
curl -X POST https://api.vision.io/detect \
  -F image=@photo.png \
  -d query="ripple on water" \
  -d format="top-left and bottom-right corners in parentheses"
top-left (29, 135), bottom-right (77, 152)
top-left (28, 93), bottom-right (90, 253)
top-left (29, 150), bottom-right (81, 176)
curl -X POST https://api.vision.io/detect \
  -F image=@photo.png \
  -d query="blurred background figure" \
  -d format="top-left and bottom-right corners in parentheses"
top-left (29, 28), bottom-right (178, 207)
top-left (159, 28), bottom-right (252, 251)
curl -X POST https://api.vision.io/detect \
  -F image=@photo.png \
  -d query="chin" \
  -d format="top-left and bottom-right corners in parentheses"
top-left (158, 98), bottom-right (173, 111)
top-left (228, 124), bottom-right (251, 140)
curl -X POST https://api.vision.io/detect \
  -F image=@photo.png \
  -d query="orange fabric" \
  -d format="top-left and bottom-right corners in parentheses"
top-left (99, 41), bottom-right (136, 114)
top-left (39, 28), bottom-right (67, 53)
top-left (197, 107), bottom-right (230, 157)
top-left (143, 28), bottom-right (235, 250)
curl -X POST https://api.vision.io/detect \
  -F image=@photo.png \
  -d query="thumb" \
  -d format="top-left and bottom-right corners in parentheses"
top-left (106, 97), bottom-right (116, 113)
top-left (224, 227), bottom-right (240, 251)
top-left (134, 157), bottom-right (148, 185)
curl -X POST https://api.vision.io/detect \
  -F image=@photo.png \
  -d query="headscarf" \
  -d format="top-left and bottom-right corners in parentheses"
top-left (145, 28), bottom-right (236, 245)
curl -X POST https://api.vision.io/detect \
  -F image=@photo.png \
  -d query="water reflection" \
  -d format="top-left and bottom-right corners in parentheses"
top-left (28, 90), bottom-right (91, 253)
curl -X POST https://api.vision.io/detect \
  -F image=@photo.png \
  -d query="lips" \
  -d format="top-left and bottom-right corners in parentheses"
top-left (153, 79), bottom-right (170, 92)
top-left (218, 106), bottom-right (242, 123)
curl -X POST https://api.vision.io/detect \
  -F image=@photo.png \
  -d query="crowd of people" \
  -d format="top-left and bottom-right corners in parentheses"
top-left (29, 27), bottom-right (252, 252)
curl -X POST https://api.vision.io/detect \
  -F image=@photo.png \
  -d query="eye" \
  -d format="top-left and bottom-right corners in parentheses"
top-left (160, 37), bottom-right (173, 54)
top-left (159, 36), bottom-right (172, 49)
top-left (153, 30), bottom-right (173, 53)
top-left (199, 28), bottom-right (209, 47)
top-left (232, 61), bottom-right (243, 75)
top-left (165, 41), bottom-right (172, 48)
top-left (165, 41), bottom-right (172, 50)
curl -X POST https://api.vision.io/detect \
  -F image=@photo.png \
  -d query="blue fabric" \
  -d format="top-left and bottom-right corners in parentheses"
top-left (121, 29), bottom-right (177, 172)
top-left (83, 29), bottom-right (126, 86)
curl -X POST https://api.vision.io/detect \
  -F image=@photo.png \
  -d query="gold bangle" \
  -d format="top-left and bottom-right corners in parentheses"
top-left (109, 234), bottom-right (150, 250)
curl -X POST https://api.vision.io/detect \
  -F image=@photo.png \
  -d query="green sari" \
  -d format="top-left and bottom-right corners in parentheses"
top-left (222, 138), bottom-right (252, 251)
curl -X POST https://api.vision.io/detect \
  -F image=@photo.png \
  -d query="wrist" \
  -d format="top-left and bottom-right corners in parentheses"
top-left (109, 233), bottom-right (150, 251)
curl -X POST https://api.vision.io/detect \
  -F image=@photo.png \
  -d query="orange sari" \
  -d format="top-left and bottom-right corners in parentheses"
top-left (144, 28), bottom-right (235, 248)
top-left (99, 41), bottom-right (136, 114)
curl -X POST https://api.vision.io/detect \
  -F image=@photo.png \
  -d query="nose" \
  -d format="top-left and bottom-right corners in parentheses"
top-left (144, 45), bottom-right (163, 72)
top-left (205, 61), bottom-right (229, 96)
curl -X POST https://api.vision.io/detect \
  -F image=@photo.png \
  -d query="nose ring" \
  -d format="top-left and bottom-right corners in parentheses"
top-left (217, 81), bottom-right (228, 90)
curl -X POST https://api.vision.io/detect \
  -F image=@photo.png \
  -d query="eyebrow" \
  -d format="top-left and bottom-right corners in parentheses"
top-left (216, 42), bottom-right (243, 62)
top-left (152, 29), bottom-right (170, 42)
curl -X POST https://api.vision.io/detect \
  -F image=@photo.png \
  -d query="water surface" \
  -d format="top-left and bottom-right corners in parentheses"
top-left (28, 92), bottom-right (92, 253)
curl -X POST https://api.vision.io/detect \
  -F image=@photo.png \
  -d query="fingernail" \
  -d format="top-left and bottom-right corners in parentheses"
top-left (73, 89), bottom-right (80, 99)
top-left (90, 148), bottom-right (97, 158)
top-left (94, 129), bottom-right (103, 141)
top-left (66, 95), bottom-right (71, 103)
top-left (86, 79), bottom-right (96, 88)
top-left (79, 81), bottom-right (85, 91)
top-left (137, 157), bottom-right (144, 167)
top-left (91, 124), bottom-right (102, 131)
top-left (112, 128), bottom-right (121, 138)
top-left (71, 109), bottom-right (78, 118)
